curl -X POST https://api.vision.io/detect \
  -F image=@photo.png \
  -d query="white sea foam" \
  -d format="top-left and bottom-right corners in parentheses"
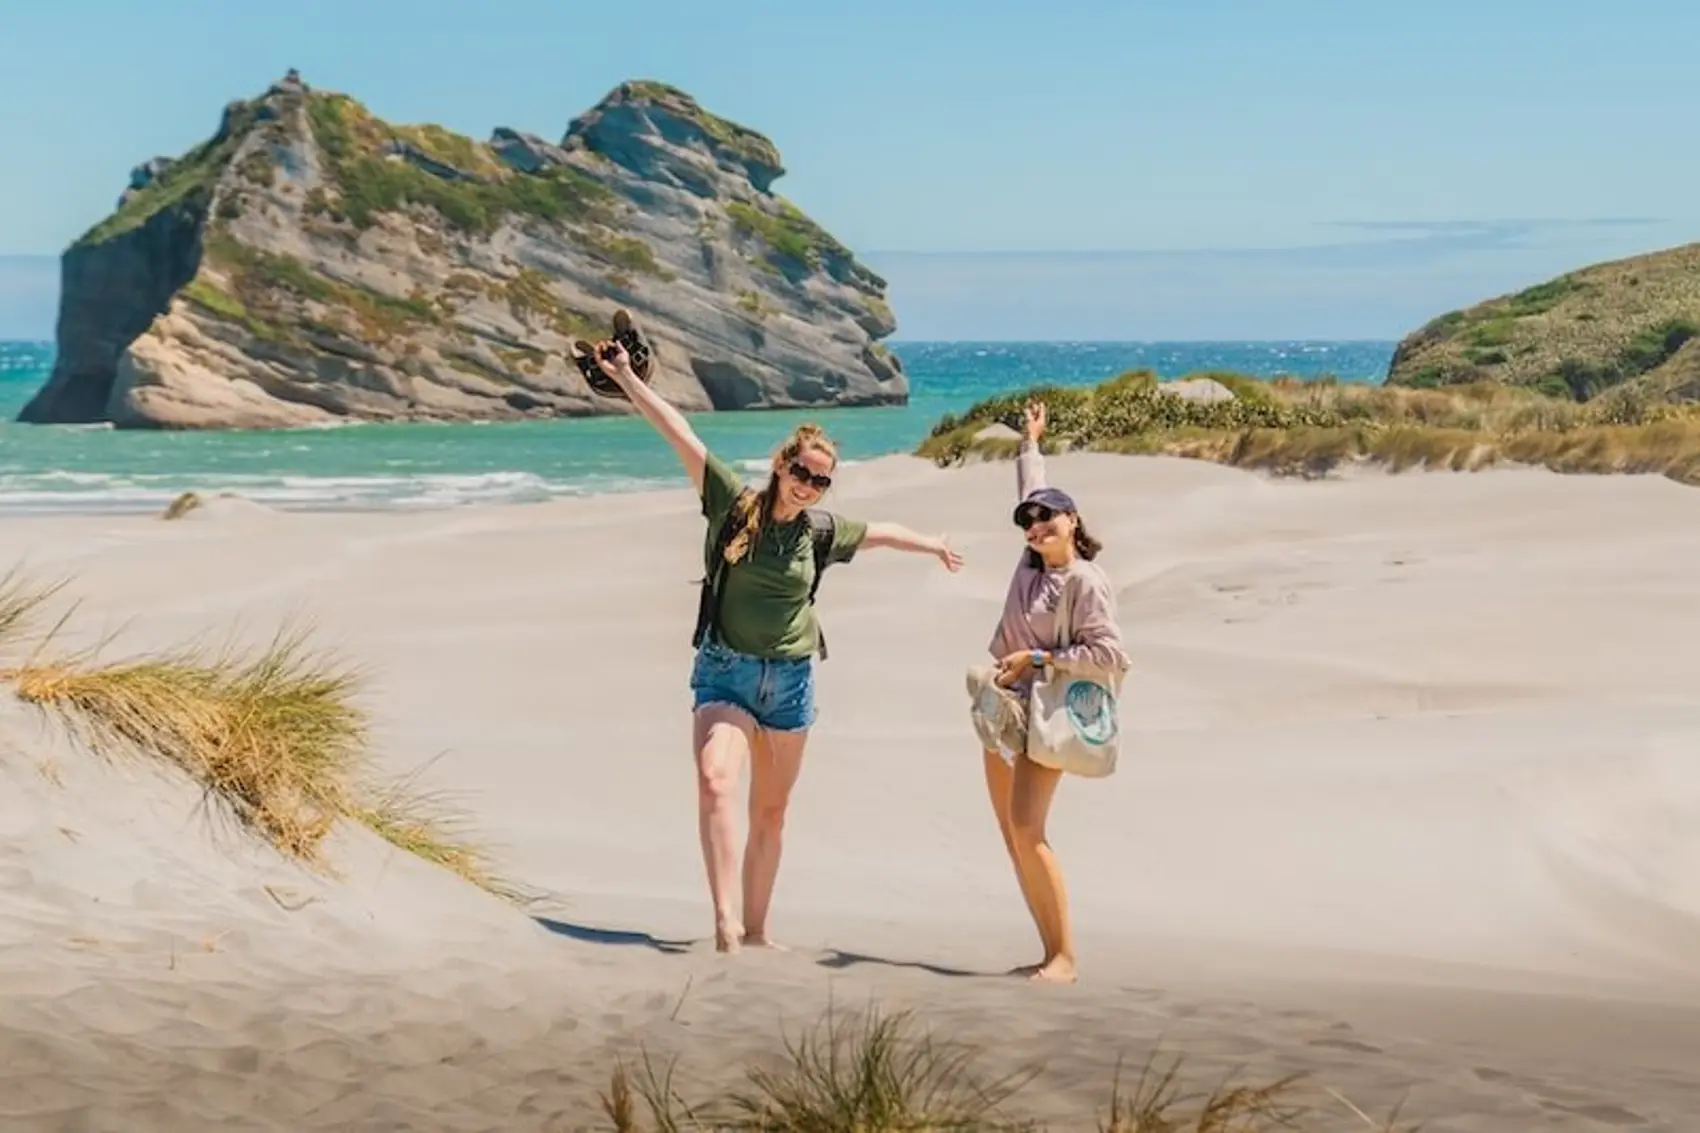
top-left (0, 469), bottom-right (678, 516)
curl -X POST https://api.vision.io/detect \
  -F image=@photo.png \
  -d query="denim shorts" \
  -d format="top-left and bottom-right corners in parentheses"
top-left (690, 638), bottom-right (817, 733)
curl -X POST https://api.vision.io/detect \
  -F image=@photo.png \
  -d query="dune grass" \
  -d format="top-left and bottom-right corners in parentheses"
top-left (918, 369), bottom-right (1700, 485)
top-left (598, 1003), bottom-right (1416, 1132)
top-left (0, 570), bottom-right (509, 896)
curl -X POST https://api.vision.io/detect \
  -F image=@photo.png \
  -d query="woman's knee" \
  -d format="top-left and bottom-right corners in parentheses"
top-left (749, 796), bottom-right (790, 837)
top-left (694, 721), bottom-right (747, 808)
top-left (1009, 808), bottom-right (1048, 847)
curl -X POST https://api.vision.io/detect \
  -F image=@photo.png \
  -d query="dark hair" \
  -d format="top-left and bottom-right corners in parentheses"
top-left (1024, 513), bottom-right (1102, 569)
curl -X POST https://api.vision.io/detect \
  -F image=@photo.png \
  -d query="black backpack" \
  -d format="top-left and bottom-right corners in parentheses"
top-left (692, 489), bottom-right (838, 659)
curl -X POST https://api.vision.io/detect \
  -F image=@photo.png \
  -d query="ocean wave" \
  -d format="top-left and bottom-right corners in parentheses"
top-left (0, 469), bottom-right (679, 516)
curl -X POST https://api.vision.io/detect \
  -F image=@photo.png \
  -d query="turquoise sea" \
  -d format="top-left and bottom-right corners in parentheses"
top-left (0, 339), bottom-right (1394, 515)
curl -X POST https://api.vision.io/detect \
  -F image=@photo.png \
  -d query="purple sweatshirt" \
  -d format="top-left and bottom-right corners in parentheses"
top-left (987, 441), bottom-right (1131, 685)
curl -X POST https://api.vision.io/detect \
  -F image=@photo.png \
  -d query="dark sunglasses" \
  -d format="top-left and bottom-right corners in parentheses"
top-left (1015, 504), bottom-right (1058, 529)
top-left (788, 461), bottom-right (833, 491)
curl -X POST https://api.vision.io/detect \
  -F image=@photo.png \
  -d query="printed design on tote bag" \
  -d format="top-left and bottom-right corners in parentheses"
top-left (1065, 679), bottom-right (1117, 746)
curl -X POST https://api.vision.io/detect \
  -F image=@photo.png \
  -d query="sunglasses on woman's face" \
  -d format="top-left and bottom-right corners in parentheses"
top-left (1016, 505), bottom-right (1057, 529)
top-left (788, 461), bottom-right (833, 491)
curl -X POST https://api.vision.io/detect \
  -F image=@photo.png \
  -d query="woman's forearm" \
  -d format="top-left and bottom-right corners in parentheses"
top-left (863, 522), bottom-right (946, 556)
top-left (1017, 438), bottom-right (1045, 500)
top-left (609, 364), bottom-right (707, 490)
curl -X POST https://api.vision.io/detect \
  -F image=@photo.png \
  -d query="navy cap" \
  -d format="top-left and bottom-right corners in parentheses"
top-left (1013, 486), bottom-right (1077, 524)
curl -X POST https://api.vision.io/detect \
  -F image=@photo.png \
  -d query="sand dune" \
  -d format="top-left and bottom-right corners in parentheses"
top-left (3, 453), bottom-right (1700, 1130)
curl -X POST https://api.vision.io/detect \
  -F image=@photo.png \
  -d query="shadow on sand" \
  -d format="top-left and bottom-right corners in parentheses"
top-left (815, 948), bottom-right (1010, 979)
top-left (534, 917), bottom-right (698, 955)
top-left (532, 920), bottom-right (1019, 979)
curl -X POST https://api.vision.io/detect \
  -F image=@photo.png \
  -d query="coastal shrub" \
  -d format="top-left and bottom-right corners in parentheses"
top-left (916, 369), bottom-right (1700, 487)
top-left (0, 573), bottom-right (509, 894)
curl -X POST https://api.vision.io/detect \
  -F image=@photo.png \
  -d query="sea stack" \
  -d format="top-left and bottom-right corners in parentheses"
top-left (19, 72), bottom-right (906, 429)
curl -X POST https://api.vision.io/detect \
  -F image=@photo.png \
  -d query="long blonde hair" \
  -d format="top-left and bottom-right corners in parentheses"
top-left (724, 423), bottom-right (839, 565)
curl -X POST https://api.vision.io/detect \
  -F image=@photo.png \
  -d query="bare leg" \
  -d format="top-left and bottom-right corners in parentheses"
top-left (1010, 755), bottom-right (1075, 983)
top-left (742, 727), bottom-right (808, 946)
top-left (693, 705), bottom-right (756, 952)
top-left (983, 749), bottom-right (1051, 971)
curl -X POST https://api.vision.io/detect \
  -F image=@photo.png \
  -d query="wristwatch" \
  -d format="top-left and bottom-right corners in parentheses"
top-left (1030, 649), bottom-right (1047, 669)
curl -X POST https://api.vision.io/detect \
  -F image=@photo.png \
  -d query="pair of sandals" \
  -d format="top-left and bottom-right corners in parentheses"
top-left (569, 308), bottom-right (654, 400)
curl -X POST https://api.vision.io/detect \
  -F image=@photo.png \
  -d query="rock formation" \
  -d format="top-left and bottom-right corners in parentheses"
top-left (19, 72), bottom-right (906, 429)
top-left (1385, 242), bottom-right (1700, 401)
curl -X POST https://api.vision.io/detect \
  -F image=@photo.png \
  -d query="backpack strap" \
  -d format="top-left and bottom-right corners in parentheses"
top-left (803, 508), bottom-right (837, 660)
top-left (692, 488), bottom-right (756, 649)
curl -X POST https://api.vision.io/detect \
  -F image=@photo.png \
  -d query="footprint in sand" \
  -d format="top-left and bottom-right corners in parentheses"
top-left (1538, 1100), bottom-right (1648, 1126)
top-left (1306, 1036), bottom-right (1384, 1055)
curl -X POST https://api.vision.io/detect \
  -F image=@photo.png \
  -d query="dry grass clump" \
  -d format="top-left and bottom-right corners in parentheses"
top-left (598, 1004), bottom-right (1416, 1132)
top-left (918, 370), bottom-right (1700, 485)
top-left (12, 631), bottom-right (364, 859)
top-left (0, 569), bottom-right (509, 895)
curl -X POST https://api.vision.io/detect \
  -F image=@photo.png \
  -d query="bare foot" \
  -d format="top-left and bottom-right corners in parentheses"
top-left (1028, 956), bottom-right (1077, 984)
top-left (741, 934), bottom-right (789, 951)
top-left (715, 919), bottom-right (744, 954)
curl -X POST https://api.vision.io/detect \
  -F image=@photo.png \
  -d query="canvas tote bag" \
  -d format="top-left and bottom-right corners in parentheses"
top-left (1025, 575), bottom-right (1123, 778)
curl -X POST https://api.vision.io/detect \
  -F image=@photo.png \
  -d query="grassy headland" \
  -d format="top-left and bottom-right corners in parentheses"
top-left (917, 370), bottom-right (1700, 485)
top-left (1384, 242), bottom-right (1700, 399)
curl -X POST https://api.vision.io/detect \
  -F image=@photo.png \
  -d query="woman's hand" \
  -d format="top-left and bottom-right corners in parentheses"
top-left (934, 536), bottom-right (964, 572)
top-left (594, 340), bottom-right (638, 386)
top-left (994, 648), bottom-right (1043, 686)
top-left (1023, 400), bottom-right (1047, 443)
top-left (587, 338), bottom-right (708, 493)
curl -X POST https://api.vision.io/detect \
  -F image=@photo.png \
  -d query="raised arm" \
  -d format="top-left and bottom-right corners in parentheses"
top-left (1017, 399), bottom-right (1046, 500)
top-left (596, 343), bottom-right (707, 494)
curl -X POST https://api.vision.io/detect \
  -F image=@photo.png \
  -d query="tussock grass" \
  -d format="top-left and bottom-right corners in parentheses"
top-left (355, 765), bottom-right (518, 900)
top-left (11, 628), bottom-right (366, 860)
top-left (598, 1004), bottom-right (1417, 1132)
top-left (0, 570), bottom-right (511, 896)
top-left (0, 568), bottom-right (70, 652)
top-left (918, 370), bottom-right (1700, 486)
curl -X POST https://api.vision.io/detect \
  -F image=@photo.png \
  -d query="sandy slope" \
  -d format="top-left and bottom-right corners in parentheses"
top-left (3, 454), bottom-right (1700, 1130)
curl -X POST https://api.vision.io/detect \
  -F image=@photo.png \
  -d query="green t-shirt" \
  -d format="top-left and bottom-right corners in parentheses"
top-left (700, 452), bottom-right (867, 659)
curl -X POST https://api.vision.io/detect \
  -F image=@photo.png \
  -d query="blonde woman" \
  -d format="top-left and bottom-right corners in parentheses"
top-left (594, 326), bottom-right (963, 952)
top-left (974, 400), bottom-right (1129, 983)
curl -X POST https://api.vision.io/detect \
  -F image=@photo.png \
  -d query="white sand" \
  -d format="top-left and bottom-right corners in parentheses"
top-left (3, 453), bottom-right (1700, 1130)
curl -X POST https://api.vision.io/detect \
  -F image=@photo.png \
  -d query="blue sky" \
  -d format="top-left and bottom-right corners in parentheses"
top-left (2, 0), bottom-right (1695, 340)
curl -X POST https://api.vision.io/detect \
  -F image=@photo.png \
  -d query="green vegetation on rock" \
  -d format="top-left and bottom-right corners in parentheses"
top-left (578, 227), bottom-right (671, 279)
top-left (622, 80), bottom-right (782, 171)
top-left (306, 93), bottom-right (616, 236)
top-left (74, 103), bottom-right (263, 247)
top-left (499, 267), bottom-right (602, 339)
top-left (1387, 243), bottom-right (1700, 402)
top-left (192, 232), bottom-right (441, 346)
top-left (726, 199), bottom-right (848, 270)
top-left (920, 370), bottom-right (1700, 486)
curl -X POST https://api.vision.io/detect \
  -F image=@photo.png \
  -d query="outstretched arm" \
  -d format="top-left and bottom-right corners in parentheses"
top-left (596, 343), bottom-right (707, 494)
top-left (863, 522), bottom-right (963, 571)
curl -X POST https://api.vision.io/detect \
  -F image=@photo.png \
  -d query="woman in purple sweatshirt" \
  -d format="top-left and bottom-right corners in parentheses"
top-left (975, 400), bottom-right (1130, 984)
